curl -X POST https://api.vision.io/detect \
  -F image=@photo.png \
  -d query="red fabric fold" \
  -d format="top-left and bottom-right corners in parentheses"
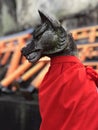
top-left (86, 66), bottom-right (98, 87)
top-left (39, 56), bottom-right (98, 130)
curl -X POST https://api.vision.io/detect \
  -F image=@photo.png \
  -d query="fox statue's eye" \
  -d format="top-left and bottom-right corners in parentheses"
top-left (33, 23), bottom-right (48, 39)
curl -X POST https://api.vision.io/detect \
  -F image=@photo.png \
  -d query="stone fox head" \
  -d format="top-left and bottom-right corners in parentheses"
top-left (21, 10), bottom-right (78, 63)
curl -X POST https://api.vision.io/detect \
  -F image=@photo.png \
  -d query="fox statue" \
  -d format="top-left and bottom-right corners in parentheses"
top-left (21, 10), bottom-right (98, 130)
top-left (21, 10), bottom-right (78, 62)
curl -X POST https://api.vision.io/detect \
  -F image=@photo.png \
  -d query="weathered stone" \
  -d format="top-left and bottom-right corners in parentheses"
top-left (0, 0), bottom-right (17, 36)
top-left (16, 0), bottom-right (98, 28)
top-left (1, 4), bottom-right (17, 35)
top-left (16, 0), bottom-right (40, 29)
top-left (0, 0), bottom-right (98, 36)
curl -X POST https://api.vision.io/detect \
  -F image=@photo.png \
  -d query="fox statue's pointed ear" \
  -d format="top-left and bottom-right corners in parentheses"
top-left (38, 10), bottom-right (61, 29)
top-left (38, 10), bottom-right (48, 23)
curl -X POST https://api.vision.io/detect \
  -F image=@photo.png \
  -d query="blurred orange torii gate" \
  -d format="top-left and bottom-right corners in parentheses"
top-left (0, 26), bottom-right (98, 93)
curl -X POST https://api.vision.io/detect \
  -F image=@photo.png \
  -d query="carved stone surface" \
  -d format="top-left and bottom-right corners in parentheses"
top-left (21, 10), bottom-right (78, 63)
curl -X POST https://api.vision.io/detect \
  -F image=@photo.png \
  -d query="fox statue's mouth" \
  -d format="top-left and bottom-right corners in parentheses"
top-left (21, 40), bottom-right (43, 63)
top-left (25, 51), bottom-right (42, 63)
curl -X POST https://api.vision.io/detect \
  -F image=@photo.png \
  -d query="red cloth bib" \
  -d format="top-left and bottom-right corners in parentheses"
top-left (39, 56), bottom-right (98, 130)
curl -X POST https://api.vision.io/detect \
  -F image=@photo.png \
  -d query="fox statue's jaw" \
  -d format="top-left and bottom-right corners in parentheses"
top-left (21, 39), bottom-right (43, 63)
top-left (21, 10), bottom-right (78, 63)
